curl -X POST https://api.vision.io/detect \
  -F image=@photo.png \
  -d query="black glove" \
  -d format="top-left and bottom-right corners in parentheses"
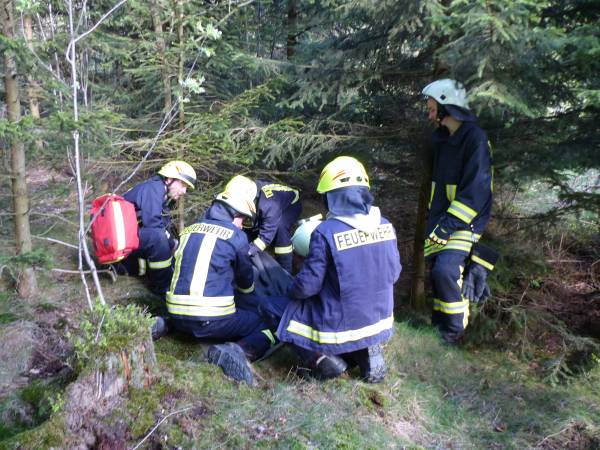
top-left (462, 263), bottom-right (490, 304)
top-left (248, 243), bottom-right (261, 258)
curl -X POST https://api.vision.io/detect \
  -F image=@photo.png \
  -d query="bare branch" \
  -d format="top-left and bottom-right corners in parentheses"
top-left (132, 406), bottom-right (196, 450)
top-left (33, 235), bottom-right (78, 249)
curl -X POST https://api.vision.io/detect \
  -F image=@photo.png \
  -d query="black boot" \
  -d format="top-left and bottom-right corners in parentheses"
top-left (151, 316), bottom-right (170, 341)
top-left (207, 342), bottom-right (254, 385)
top-left (314, 354), bottom-right (348, 379)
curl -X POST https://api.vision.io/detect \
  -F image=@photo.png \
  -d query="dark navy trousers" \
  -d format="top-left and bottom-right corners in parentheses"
top-left (169, 293), bottom-right (279, 361)
top-left (430, 251), bottom-right (470, 335)
top-left (121, 227), bottom-right (173, 296)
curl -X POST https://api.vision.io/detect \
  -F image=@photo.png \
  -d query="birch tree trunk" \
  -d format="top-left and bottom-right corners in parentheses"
top-left (1, 0), bottom-right (38, 299)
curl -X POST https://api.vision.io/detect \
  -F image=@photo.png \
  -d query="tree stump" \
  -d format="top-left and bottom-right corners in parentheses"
top-left (62, 326), bottom-right (158, 449)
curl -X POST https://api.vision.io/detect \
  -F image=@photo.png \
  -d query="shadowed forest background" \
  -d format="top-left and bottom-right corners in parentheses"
top-left (1, 0), bottom-right (599, 448)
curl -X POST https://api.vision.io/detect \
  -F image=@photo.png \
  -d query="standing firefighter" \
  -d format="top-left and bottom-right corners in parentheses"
top-left (277, 156), bottom-right (402, 383)
top-left (422, 79), bottom-right (499, 345)
top-left (224, 175), bottom-right (301, 273)
top-left (120, 161), bottom-right (196, 296)
top-left (164, 179), bottom-right (278, 385)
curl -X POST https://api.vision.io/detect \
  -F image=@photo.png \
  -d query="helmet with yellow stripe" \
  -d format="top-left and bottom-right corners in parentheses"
top-left (158, 161), bottom-right (196, 189)
top-left (215, 175), bottom-right (257, 218)
top-left (316, 156), bottom-right (370, 194)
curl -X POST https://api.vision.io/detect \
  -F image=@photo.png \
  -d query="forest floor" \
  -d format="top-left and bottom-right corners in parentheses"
top-left (0, 165), bottom-right (599, 449)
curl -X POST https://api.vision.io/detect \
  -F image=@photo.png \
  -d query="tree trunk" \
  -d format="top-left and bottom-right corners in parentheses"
top-left (286, 0), bottom-right (297, 60)
top-left (23, 13), bottom-right (43, 150)
top-left (410, 161), bottom-right (431, 312)
top-left (2, 0), bottom-right (38, 299)
top-left (151, 0), bottom-right (172, 113)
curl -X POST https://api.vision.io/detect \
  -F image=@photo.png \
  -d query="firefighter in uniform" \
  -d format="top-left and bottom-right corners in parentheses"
top-left (277, 156), bottom-right (402, 382)
top-left (223, 175), bottom-right (301, 273)
top-left (121, 161), bottom-right (196, 296)
top-left (422, 79), bottom-right (499, 345)
top-left (165, 180), bottom-right (277, 385)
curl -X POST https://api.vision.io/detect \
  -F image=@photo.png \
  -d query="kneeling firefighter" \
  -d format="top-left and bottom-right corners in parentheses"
top-left (223, 175), bottom-right (301, 273)
top-left (277, 156), bottom-right (402, 383)
top-left (120, 161), bottom-right (196, 296)
top-left (164, 179), bottom-right (278, 385)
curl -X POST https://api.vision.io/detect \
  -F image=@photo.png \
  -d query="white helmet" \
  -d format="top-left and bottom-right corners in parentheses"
top-left (291, 215), bottom-right (323, 257)
top-left (215, 175), bottom-right (258, 218)
top-left (422, 79), bottom-right (469, 109)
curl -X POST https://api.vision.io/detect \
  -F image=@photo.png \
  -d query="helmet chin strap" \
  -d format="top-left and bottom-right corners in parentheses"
top-left (437, 103), bottom-right (449, 122)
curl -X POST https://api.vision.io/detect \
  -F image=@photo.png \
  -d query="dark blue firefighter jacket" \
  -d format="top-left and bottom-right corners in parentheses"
top-left (252, 180), bottom-right (300, 249)
top-left (166, 203), bottom-right (255, 321)
top-left (123, 175), bottom-right (172, 231)
top-left (425, 122), bottom-right (493, 257)
top-left (277, 214), bottom-right (402, 354)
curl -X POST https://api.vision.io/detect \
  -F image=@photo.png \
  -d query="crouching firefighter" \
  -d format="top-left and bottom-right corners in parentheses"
top-left (277, 156), bottom-right (402, 383)
top-left (222, 175), bottom-right (301, 273)
top-left (164, 180), bottom-right (278, 385)
top-left (421, 79), bottom-right (498, 345)
top-left (119, 161), bottom-right (196, 296)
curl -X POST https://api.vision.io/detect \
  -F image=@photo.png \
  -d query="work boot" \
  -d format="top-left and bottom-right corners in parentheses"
top-left (440, 330), bottom-right (464, 347)
top-left (151, 316), bottom-right (170, 341)
top-left (305, 354), bottom-right (347, 380)
top-left (206, 342), bottom-right (254, 385)
top-left (357, 345), bottom-right (387, 384)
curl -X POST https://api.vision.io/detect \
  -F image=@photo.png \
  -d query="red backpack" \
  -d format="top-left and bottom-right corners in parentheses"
top-left (90, 194), bottom-right (139, 264)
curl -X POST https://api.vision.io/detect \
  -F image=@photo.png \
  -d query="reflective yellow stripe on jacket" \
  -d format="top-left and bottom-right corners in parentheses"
top-left (166, 293), bottom-right (236, 317)
top-left (286, 315), bottom-right (394, 345)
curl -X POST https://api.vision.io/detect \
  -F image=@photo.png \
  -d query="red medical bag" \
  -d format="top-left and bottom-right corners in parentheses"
top-left (90, 194), bottom-right (139, 264)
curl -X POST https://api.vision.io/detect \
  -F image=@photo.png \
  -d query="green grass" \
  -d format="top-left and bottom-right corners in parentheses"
top-left (2, 318), bottom-right (599, 449)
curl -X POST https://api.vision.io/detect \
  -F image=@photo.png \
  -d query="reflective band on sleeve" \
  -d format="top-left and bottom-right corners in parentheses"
top-left (138, 258), bottom-right (147, 276)
top-left (446, 184), bottom-right (457, 202)
top-left (274, 245), bottom-right (293, 254)
top-left (286, 315), bottom-right (394, 345)
top-left (237, 283), bottom-right (255, 294)
top-left (148, 257), bottom-right (173, 269)
top-left (432, 298), bottom-right (468, 315)
top-left (112, 201), bottom-right (126, 252)
top-left (471, 255), bottom-right (494, 271)
top-left (424, 230), bottom-right (480, 257)
top-left (447, 200), bottom-right (478, 224)
top-left (253, 237), bottom-right (267, 251)
top-left (261, 329), bottom-right (276, 345)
